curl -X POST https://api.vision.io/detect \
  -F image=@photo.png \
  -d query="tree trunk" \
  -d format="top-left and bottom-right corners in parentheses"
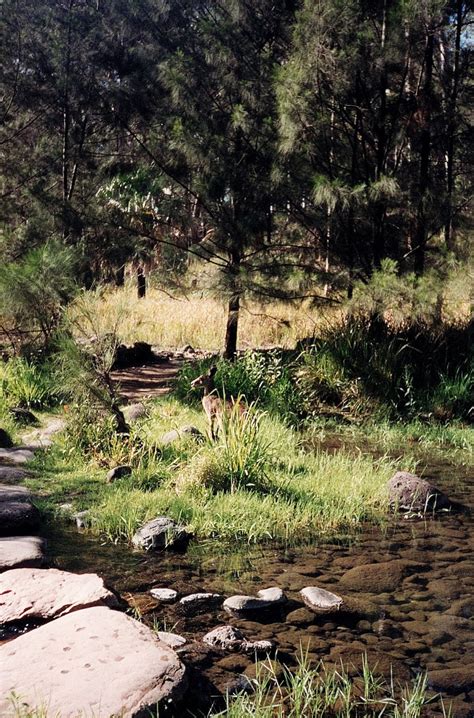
top-left (444, 0), bottom-right (463, 251)
top-left (115, 265), bottom-right (125, 287)
top-left (137, 265), bottom-right (146, 298)
top-left (223, 293), bottom-right (240, 361)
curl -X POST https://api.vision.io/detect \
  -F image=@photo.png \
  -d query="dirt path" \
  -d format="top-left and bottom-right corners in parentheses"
top-left (111, 358), bottom-right (185, 403)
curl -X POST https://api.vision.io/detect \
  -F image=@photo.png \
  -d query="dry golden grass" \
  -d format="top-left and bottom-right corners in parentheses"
top-left (69, 286), bottom-right (341, 350)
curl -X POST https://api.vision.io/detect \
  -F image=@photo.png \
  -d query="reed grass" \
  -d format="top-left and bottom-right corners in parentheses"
top-left (67, 286), bottom-right (340, 350)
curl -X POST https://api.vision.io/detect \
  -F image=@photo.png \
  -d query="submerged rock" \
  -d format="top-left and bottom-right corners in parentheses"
top-left (0, 536), bottom-right (45, 572)
top-left (338, 559), bottom-right (425, 593)
top-left (0, 606), bottom-right (187, 717)
top-left (387, 471), bottom-right (457, 513)
top-left (132, 516), bottom-right (191, 551)
top-left (300, 586), bottom-right (344, 614)
top-left (428, 664), bottom-right (474, 694)
top-left (0, 567), bottom-right (118, 623)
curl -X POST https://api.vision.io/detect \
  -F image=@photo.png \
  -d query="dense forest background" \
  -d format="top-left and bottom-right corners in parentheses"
top-left (1, 0), bottom-right (473, 358)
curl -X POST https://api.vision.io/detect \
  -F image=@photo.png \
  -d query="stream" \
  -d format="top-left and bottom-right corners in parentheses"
top-left (40, 449), bottom-right (474, 715)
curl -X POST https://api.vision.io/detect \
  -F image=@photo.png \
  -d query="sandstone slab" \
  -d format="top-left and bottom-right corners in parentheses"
top-left (0, 484), bottom-right (40, 536)
top-left (0, 447), bottom-right (35, 465)
top-left (0, 466), bottom-right (29, 484)
top-left (0, 567), bottom-right (118, 623)
top-left (0, 536), bottom-right (45, 572)
top-left (0, 606), bottom-right (187, 718)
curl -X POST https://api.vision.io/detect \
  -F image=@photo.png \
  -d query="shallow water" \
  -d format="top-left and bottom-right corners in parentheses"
top-left (35, 449), bottom-right (474, 715)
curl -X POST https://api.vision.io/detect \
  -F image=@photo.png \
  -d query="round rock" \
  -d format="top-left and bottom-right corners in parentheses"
top-left (387, 471), bottom-right (456, 513)
top-left (0, 606), bottom-right (187, 717)
top-left (300, 586), bottom-right (344, 613)
top-left (150, 587), bottom-right (178, 603)
top-left (179, 593), bottom-right (223, 612)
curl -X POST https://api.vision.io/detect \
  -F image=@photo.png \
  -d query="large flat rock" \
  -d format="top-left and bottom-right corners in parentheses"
top-left (0, 466), bottom-right (29, 484)
top-left (0, 536), bottom-right (45, 572)
top-left (0, 606), bottom-right (187, 717)
top-left (0, 447), bottom-right (35, 465)
top-left (338, 559), bottom-right (425, 593)
top-left (0, 567), bottom-right (118, 623)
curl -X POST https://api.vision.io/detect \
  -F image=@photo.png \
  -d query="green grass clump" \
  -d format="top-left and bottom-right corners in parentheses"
top-left (0, 357), bottom-right (61, 409)
top-left (212, 655), bottom-right (437, 718)
top-left (35, 398), bottom-right (402, 546)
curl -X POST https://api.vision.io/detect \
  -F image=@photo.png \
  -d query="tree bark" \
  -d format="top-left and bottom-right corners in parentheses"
top-left (137, 265), bottom-right (146, 298)
top-left (223, 292), bottom-right (240, 361)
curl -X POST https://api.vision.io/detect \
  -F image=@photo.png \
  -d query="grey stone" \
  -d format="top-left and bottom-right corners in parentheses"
top-left (123, 403), bottom-right (148, 423)
top-left (300, 586), bottom-right (344, 613)
top-left (387, 471), bottom-right (455, 513)
top-left (203, 625), bottom-right (246, 650)
top-left (0, 484), bottom-right (40, 535)
top-left (0, 567), bottom-right (118, 623)
top-left (0, 447), bottom-right (35, 465)
top-left (150, 587), bottom-right (178, 603)
top-left (223, 587), bottom-right (286, 615)
top-left (132, 516), bottom-right (191, 551)
top-left (0, 536), bottom-right (45, 572)
top-left (160, 425), bottom-right (204, 445)
top-left (0, 606), bottom-right (187, 717)
top-left (106, 464), bottom-right (132, 483)
top-left (0, 466), bottom-right (29, 484)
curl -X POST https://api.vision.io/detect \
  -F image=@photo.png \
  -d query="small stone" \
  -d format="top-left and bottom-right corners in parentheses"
top-left (132, 516), bottom-right (191, 551)
top-left (150, 587), bottom-right (178, 603)
top-left (123, 403), bottom-right (148, 423)
top-left (156, 631), bottom-right (187, 649)
top-left (242, 639), bottom-right (275, 654)
top-left (160, 425), bottom-right (204, 445)
top-left (106, 465), bottom-right (132, 483)
top-left (300, 586), bottom-right (344, 613)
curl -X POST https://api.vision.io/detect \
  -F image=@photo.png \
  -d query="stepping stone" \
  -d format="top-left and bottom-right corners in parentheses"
top-left (0, 567), bottom-right (118, 623)
top-left (0, 466), bottom-right (29, 484)
top-left (223, 587), bottom-right (286, 615)
top-left (22, 417), bottom-right (65, 448)
top-left (0, 447), bottom-right (35, 465)
top-left (0, 484), bottom-right (40, 536)
top-left (149, 587), bottom-right (178, 603)
top-left (203, 625), bottom-right (274, 654)
top-left (0, 536), bottom-right (45, 572)
top-left (0, 606), bottom-right (187, 717)
top-left (300, 586), bottom-right (344, 613)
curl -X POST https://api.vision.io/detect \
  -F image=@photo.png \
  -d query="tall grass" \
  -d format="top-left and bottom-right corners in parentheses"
top-left (211, 656), bottom-right (437, 718)
top-left (0, 358), bottom-right (61, 409)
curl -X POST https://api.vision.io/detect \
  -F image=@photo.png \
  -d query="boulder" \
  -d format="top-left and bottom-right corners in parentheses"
top-left (179, 592), bottom-right (223, 612)
top-left (338, 559), bottom-right (424, 593)
top-left (132, 516), bottom-right (191, 551)
top-left (387, 471), bottom-right (455, 513)
top-left (123, 403), bottom-right (148, 423)
top-left (0, 484), bottom-right (40, 536)
top-left (114, 342), bottom-right (156, 369)
top-left (300, 586), bottom-right (344, 614)
top-left (106, 464), bottom-right (132, 483)
top-left (0, 606), bottom-right (187, 718)
top-left (428, 664), bottom-right (474, 694)
top-left (0, 536), bottom-right (45, 572)
top-left (0, 428), bottom-right (13, 448)
top-left (150, 587), bottom-right (178, 603)
top-left (160, 426), bottom-right (204, 446)
top-left (223, 587), bottom-right (286, 615)
top-left (0, 447), bottom-right (35, 465)
top-left (9, 407), bottom-right (38, 425)
top-left (0, 567), bottom-right (118, 623)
